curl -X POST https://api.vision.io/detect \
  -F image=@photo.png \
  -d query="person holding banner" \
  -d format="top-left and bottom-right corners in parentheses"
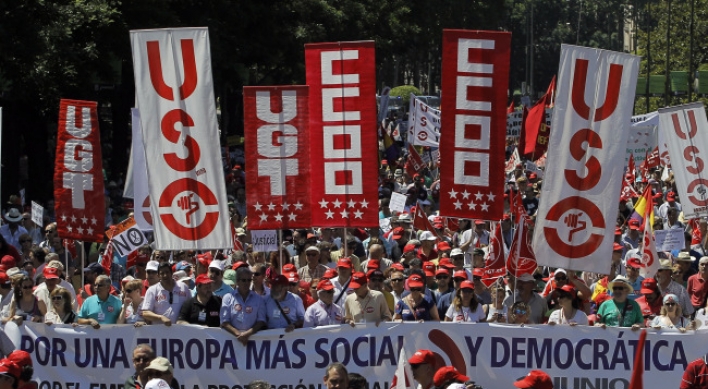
top-left (595, 276), bottom-right (643, 330)
top-left (393, 274), bottom-right (439, 322)
top-left (117, 279), bottom-right (145, 326)
top-left (650, 294), bottom-right (692, 332)
top-left (547, 284), bottom-right (588, 326)
top-left (77, 275), bottom-right (122, 328)
top-left (265, 275), bottom-right (304, 331)
top-left (343, 272), bottom-right (391, 326)
top-left (44, 287), bottom-right (76, 324)
top-left (220, 267), bottom-right (266, 345)
top-left (687, 257), bottom-right (708, 312)
top-left (2, 275), bottom-right (43, 324)
top-left (303, 279), bottom-right (343, 327)
top-left (140, 263), bottom-right (191, 326)
top-left (444, 280), bottom-right (484, 323)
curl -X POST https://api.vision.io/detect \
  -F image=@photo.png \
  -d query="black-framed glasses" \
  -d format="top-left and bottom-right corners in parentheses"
top-left (52, 296), bottom-right (63, 301)
top-left (45, 229), bottom-right (55, 234)
top-left (391, 278), bottom-right (404, 282)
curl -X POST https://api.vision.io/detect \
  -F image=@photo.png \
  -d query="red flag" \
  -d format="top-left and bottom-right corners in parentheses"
top-left (690, 218), bottom-right (703, 245)
top-left (507, 100), bottom-right (514, 114)
top-left (231, 222), bottom-right (244, 252)
top-left (628, 329), bottom-right (647, 389)
top-left (413, 203), bottom-right (438, 236)
top-left (100, 241), bottom-right (114, 277)
top-left (305, 41), bottom-right (379, 228)
top-left (517, 106), bottom-right (528, 158)
top-left (522, 76), bottom-right (555, 157)
top-left (443, 217), bottom-right (459, 232)
top-left (54, 100), bottom-right (106, 241)
top-left (628, 153), bottom-right (637, 183)
top-left (482, 221), bottom-right (507, 286)
top-left (244, 86), bottom-right (312, 229)
top-left (506, 214), bottom-right (537, 277)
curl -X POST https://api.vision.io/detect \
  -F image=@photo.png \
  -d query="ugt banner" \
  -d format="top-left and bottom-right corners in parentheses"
top-left (533, 45), bottom-right (640, 273)
top-left (14, 322), bottom-right (703, 389)
top-left (438, 30), bottom-right (510, 221)
top-left (305, 41), bottom-right (379, 227)
top-left (131, 27), bottom-right (231, 250)
top-left (243, 86), bottom-right (312, 229)
top-left (658, 102), bottom-right (708, 218)
top-left (53, 99), bottom-right (105, 241)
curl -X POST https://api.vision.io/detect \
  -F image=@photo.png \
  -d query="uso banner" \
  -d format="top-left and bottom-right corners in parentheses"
top-left (244, 86), bottom-right (311, 229)
top-left (533, 45), bottom-right (639, 274)
top-left (131, 28), bottom-right (231, 250)
top-left (305, 41), bottom-right (379, 228)
top-left (658, 102), bottom-right (708, 218)
top-left (53, 99), bottom-right (105, 241)
top-left (439, 30), bottom-right (510, 221)
top-left (15, 322), bottom-right (702, 388)
top-left (130, 108), bottom-right (153, 231)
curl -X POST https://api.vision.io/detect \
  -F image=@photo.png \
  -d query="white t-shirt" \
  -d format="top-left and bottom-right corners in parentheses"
top-left (695, 308), bottom-right (708, 329)
top-left (547, 308), bottom-right (589, 325)
top-left (445, 304), bottom-right (485, 323)
top-left (141, 281), bottom-right (191, 324)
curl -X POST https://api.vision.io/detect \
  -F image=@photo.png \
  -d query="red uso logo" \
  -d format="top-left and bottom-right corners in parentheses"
top-left (543, 58), bottom-right (621, 258)
top-left (146, 39), bottom-right (219, 240)
top-left (670, 110), bottom-right (708, 208)
top-left (320, 49), bottom-right (364, 195)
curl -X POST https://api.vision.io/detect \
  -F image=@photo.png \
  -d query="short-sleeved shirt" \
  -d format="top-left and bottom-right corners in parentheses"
top-left (395, 295), bottom-right (436, 321)
top-left (344, 290), bottom-right (392, 323)
top-left (78, 294), bottom-right (122, 324)
top-left (681, 355), bottom-right (708, 389)
top-left (178, 295), bottom-right (222, 327)
top-left (596, 299), bottom-right (643, 327)
top-left (303, 301), bottom-right (344, 327)
top-left (265, 292), bottom-right (305, 329)
top-left (192, 282), bottom-right (234, 298)
top-left (445, 304), bottom-right (485, 323)
top-left (141, 281), bottom-right (192, 324)
top-left (687, 274), bottom-right (708, 308)
top-left (502, 292), bottom-right (548, 324)
top-left (221, 290), bottom-right (266, 331)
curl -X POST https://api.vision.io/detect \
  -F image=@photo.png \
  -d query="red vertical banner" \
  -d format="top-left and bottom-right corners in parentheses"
top-left (53, 99), bottom-right (106, 241)
top-left (439, 30), bottom-right (510, 221)
top-left (305, 41), bottom-right (379, 227)
top-left (243, 86), bottom-right (311, 229)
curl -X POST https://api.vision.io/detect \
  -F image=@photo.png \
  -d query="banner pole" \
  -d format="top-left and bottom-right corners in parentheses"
top-left (80, 240), bottom-right (84, 291)
top-left (343, 228), bottom-right (347, 258)
top-left (279, 229), bottom-right (283, 275)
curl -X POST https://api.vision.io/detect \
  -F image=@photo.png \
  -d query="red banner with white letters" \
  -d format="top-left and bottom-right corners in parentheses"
top-left (131, 28), bottom-right (231, 249)
top-left (305, 41), bottom-right (379, 227)
top-left (244, 86), bottom-right (312, 229)
top-left (438, 30), bottom-right (510, 221)
top-left (533, 45), bottom-right (640, 273)
top-left (53, 99), bottom-right (105, 241)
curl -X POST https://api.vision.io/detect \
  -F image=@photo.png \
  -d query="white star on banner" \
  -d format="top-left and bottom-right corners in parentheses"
top-left (254, 202), bottom-right (263, 211)
top-left (70, 215), bottom-right (77, 223)
top-left (332, 199), bottom-right (342, 208)
top-left (81, 216), bottom-right (88, 224)
top-left (87, 227), bottom-right (94, 235)
top-left (294, 202), bottom-right (303, 210)
top-left (468, 201), bottom-right (477, 210)
top-left (91, 217), bottom-right (97, 225)
top-left (454, 201), bottom-right (462, 209)
top-left (340, 210), bottom-right (349, 218)
top-left (274, 213), bottom-right (283, 222)
top-left (67, 226), bottom-right (73, 232)
top-left (77, 227), bottom-right (84, 234)
top-left (259, 214), bottom-right (268, 222)
top-left (448, 189), bottom-right (458, 199)
top-left (61, 214), bottom-right (67, 222)
top-left (487, 192), bottom-right (496, 202)
top-left (461, 190), bottom-right (470, 200)
top-left (481, 203), bottom-right (490, 211)
top-left (267, 203), bottom-right (276, 211)
top-left (475, 192), bottom-right (484, 201)
top-left (347, 200), bottom-right (357, 208)
top-left (325, 210), bottom-right (334, 219)
top-left (288, 213), bottom-right (297, 221)
top-left (353, 210), bottom-right (363, 219)
top-left (360, 200), bottom-right (369, 208)
top-left (281, 203), bottom-right (290, 211)
top-left (319, 199), bottom-right (329, 208)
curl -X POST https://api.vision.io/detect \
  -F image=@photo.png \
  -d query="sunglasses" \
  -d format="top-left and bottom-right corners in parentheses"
top-left (665, 302), bottom-right (677, 307)
top-left (513, 309), bottom-right (528, 315)
top-left (95, 283), bottom-right (107, 288)
top-left (253, 272), bottom-right (263, 276)
top-left (238, 279), bottom-right (252, 283)
top-left (125, 289), bottom-right (135, 294)
top-left (436, 275), bottom-right (449, 280)
top-left (321, 290), bottom-right (334, 294)
top-left (22, 285), bottom-right (33, 290)
top-left (52, 296), bottom-right (63, 301)
top-left (612, 287), bottom-right (625, 291)
top-left (133, 357), bottom-right (151, 363)
top-left (391, 278), bottom-right (404, 282)
top-left (45, 230), bottom-right (55, 234)
top-left (306, 253), bottom-right (318, 257)
top-left (410, 288), bottom-right (423, 292)
top-left (554, 277), bottom-right (567, 281)
top-left (370, 278), bottom-right (384, 282)
top-left (454, 278), bottom-right (467, 282)
top-left (20, 239), bottom-right (31, 243)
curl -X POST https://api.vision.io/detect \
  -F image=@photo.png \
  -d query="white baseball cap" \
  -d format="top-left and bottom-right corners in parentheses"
top-left (209, 259), bottom-right (225, 271)
top-left (146, 261), bottom-right (159, 272)
top-left (145, 379), bottom-right (171, 389)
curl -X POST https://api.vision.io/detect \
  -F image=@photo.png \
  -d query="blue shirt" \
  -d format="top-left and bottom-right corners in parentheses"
top-left (265, 292), bottom-right (305, 329)
top-left (220, 290), bottom-right (265, 331)
top-left (78, 294), bottom-right (122, 324)
top-left (193, 282), bottom-right (234, 298)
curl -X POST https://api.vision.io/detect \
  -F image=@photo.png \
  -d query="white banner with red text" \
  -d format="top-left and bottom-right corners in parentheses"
top-left (244, 86), bottom-right (312, 229)
top-left (131, 27), bottom-right (231, 249)
top-left (304, 41), bottom-right (379, 228)
top-left (53, 99), bottom-right (106, 241)
top-left (14, 322), bottom-right (705, 388)
top-left (533, 45), bottom-right (640, 274)
top-left (410, 93), bottom-right (441, 147)
top-left (658, 102), bottom-right (708, 219)
top-left (130, 108), bottom-right (153, 232)
top-left (438, 30), bottom-right (510, 221)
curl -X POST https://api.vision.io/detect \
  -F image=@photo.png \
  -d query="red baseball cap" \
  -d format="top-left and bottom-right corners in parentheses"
top-left (472, 268), bottom-right (484, 279)
top-left (0, 256), bottom-right (15, 269)
top-left (392, 227), bottom-right (405, 240)
top-left (282, 263), bottom-right (297, 273)
top-left (435, 268), bottom-right (450, 277)
top-left (271, 275), bottom-right (289, 287)
top-left (514, 370), bottom-right (553, 389)
top-left (626, 256), bottom-right (642, 269)
top-left (323, 269), bottom-right (338, 279)
top-left (640, 278), bottom-right (659, 294)
top-left (554, 283), bottom-right (576, 295)
top-left (0, 272), bottom-right (9, 286)
top-left (453, 270), bottom-right (468, 280)
top-left (423, 262), bottom-right (436, 277)
top-left (390, 263), bottom-right (405, 272)
top-left (437, 241), bottom-right (451, 251)
top-left (349, 272), bottom-right (368, 289)
top-left (433, 366), bottom-right (469, 388)
top-left (614, 227), bottom-right (622, 236)
top-left (613, 242), bottom-right (624, 252)
top-left (195, 274), bottom-right (213, 286)
top-left (459, 280), bottom-right (475, 290)
top-left (408, 274), bottom-right (425, 289)
top-left (317, 279), bottom-right (335, 291)
top-left (366, 260), bottom-right (380, 270)
top-left (667, 191), bottom-right (676, 201)
top-left (337, 257), bottom-right (353, 269)
top-left (7, 351), bottom-right (31, 368)
top-left (196, 253), bottom-right (212, 267)
top-left (0, 359), bottom-right (19, 381)
top-left (287, 272), bottom-right (299, 283)
top-left (43, 267), bottom-right (60, 280)
top-left (408, 349), bottom-right (435, 365)
top-left (403, 244), bottom-right (417, 254)
top-left (628, 219), bottom-right (641, 230)
top-left (135, 253), bottom-right (150, 264)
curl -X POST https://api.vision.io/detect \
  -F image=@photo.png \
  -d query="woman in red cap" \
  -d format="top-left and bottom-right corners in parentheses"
top-left (547, 284), bottom-right (588, 326)
top-left (444, 281), bottom-right (485, 323)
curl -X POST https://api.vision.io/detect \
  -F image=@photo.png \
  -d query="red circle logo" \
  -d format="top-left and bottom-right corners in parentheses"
top-left (158, 178), bottom-right (220, 240)
top-left (418, 132), bottom-right (428, 141)
top-left (543, 196), bottom-right (605, 258)
top-left (142, 195), bottom-right (153, 226)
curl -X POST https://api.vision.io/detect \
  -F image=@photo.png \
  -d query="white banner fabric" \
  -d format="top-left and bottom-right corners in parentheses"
top-left (131, 28), bottom-right (231, 249)
top-left (626, 111), bottom-right (659, 164)
top-left (658, 102), bottom-right (708, 218)
top-left (130, 108), bottom-right (153, 231)
top-left (15, 322), bottom-right (705, 388)
top-left (410, 94), bottom-right (440, 147)
top-left (533, 45), bottom-right (640, 273)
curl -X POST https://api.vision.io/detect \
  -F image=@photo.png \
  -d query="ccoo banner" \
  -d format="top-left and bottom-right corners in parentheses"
top-left (131, 27), bottom-right (231, 250)
top-left (13, 322), bottom-right (704, 389)
top-left (533, 45), bottom-right (640, 273)
top-left (438, 30), bottom-right (510, 221)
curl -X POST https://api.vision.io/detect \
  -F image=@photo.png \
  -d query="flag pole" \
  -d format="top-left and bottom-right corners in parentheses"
top-left (279, 229), bottom-right (283, 274)
top-left (343, 228), bottom-right (348, 258)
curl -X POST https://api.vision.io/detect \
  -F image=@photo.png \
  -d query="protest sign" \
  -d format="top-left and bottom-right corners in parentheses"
top-left (250, 229), bottom-right (278, 252)
top-left (389, 192), bottom-right (407, 214)
top-left (655, 229), bottom-right (686, 252)
top-left (30, 201), bottom-right (43, 227)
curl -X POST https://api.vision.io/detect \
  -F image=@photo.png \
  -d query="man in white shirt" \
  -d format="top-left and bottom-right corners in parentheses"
top-left (141, 262), bottom-right (191, 325)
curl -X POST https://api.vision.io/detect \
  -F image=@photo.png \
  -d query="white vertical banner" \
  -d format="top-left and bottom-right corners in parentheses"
top-left (533, 45), bottom-right (640, 273)
top-left (410, 94), bottom-right (441, 147)
top-left (658, 102), bottom-right (708, 218)
top-left (131, 28), bottom-right (231, 249)
top-left (30, 201), bottom-right (44, 227)
top-left (130, 108), bottom-right (153, 231)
